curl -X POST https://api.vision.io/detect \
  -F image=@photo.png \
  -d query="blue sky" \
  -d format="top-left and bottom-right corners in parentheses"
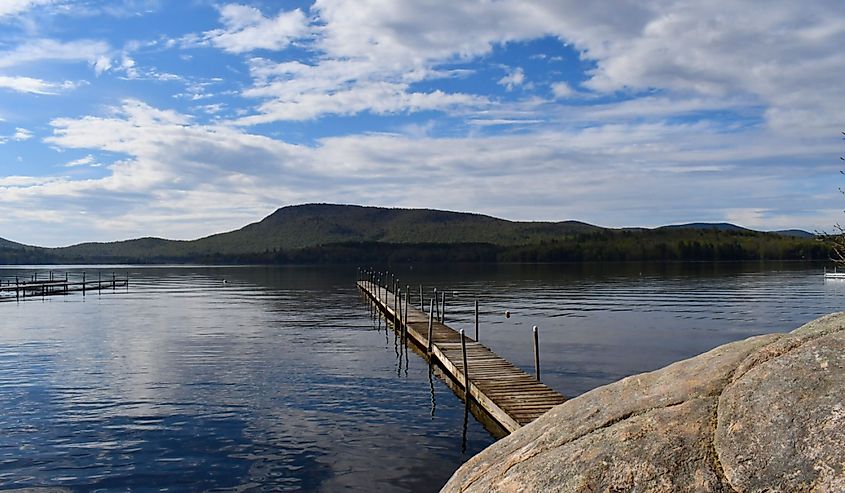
top-left (1, 0), bottom-right (844, 246)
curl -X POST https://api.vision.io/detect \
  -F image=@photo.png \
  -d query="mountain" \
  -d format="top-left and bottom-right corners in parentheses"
top-left (772, 229), bottom-right (815, 238)
top-left (0, 203), bottom-right (830, 264)
top-left (191, 204), bottom-right (601, 252)
top-left (0, 237), bottom-right (27, 250)
top-left (47, 204), bottom-right (601, 261)
top-left (659, 222), bottom-right (752, 232)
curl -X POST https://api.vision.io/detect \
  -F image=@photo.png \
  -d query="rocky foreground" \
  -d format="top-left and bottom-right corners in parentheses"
top-left (443, 312), bottom-right (845, 492)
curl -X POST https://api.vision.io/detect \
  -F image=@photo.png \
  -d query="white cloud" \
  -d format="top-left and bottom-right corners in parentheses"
top-left (0, 38), bottom-right (111, 69)
top-left (197, 4), bottom-right (309, 54)
top-left (498, 67), bottom-right (525, 91)
top-left (0, 75), bottom-right (78, 94)
top-left (13, 128), bottom-right (33, 141)
top-left (239, 80), bottom-right (483, 123)
top-left (0, 0), bottom-right (52, 18)
top-left (551, 81), bottom-right (575, 99)
top-left (93, 55), bottom-right (112, 75)
top-left (63, 154), bottom-right (97, 167)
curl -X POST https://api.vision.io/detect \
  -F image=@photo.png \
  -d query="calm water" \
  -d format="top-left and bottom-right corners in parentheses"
top-left (0, 263), bottom-right (843, 492)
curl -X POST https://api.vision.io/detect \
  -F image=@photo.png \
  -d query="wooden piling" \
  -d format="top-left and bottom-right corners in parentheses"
top-left (427, 298), bottom-right (434, 353)
top-left (475, 299), bottom-right (479, 341)
top-left (533, 325), bottom-right (540, 382)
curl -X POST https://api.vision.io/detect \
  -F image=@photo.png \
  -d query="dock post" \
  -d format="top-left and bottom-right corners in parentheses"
top-left (15, 276), bottom-right (19, 301)
top-left (395, 288), bottom-right (400, 328)
top-left (65, 272), bottom-right (68, 294)
top-left (82, 272), bottom-right (86, 296)
top-left (404, 285), bottom-right (409, 328)
top-left (403, 287), bottom-right (409, 338)
top-left (433, 289), bottom-right (439, 320)
top-left (461, 329), bottom-right (470, 398)
top-left (98, 271), bottom-right (101, 293)
top-left (419, 285), bottom-right (423, 310)
top-left (533, 325), bottom-right (540, 381)
top-left (441, 291), bottom-right (446, 323)
top-left (112, 272), bottom-right (116, 290)
top-left (475, 300), bottom-right (479, 341)
top-left (427, 298), bottom-right (434, 353)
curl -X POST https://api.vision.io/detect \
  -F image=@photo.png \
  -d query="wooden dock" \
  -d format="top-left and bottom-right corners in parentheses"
top-left (358, 279), bottom-right (566, 434)
top-left (0, 272), bottom-right (128, 301)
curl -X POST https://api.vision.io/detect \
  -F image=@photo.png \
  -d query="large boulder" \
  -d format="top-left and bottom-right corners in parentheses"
top-left (443, 312), bottom-right (845, 492)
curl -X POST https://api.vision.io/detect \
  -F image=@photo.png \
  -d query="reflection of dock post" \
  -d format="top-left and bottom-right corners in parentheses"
top-left (461, 329), bottom-right (470, 398)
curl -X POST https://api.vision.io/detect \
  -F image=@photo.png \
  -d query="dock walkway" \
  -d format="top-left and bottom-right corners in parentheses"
top-left (0, 273), bottom-right (128, 300)
top-left (358, 280), bottom-right (565, 434)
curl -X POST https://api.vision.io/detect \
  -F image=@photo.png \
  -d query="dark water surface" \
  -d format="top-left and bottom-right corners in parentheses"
top-left (0, 263), bottom-right (842, 491)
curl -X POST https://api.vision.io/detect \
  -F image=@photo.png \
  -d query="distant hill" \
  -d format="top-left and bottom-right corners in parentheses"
top-left (0, 238), bottom-right (26, 250)
top-left (0, 203), bottom-right (830, 264)
top-left (44, 204), bottom-right (601, 261)
top-left (772, 229), bottom-right (815, 238)
top-left (659, 222), bottom-right (752, 232)
top-left (661, 222), bottom-right (814, 238)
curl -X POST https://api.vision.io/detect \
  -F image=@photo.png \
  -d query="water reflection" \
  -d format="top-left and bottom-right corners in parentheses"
top-left (0, 262), bottom-right (842, 491)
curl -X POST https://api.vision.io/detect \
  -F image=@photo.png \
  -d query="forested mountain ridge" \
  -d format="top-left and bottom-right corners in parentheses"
top-left (0, 203), bottom-right (825, 264)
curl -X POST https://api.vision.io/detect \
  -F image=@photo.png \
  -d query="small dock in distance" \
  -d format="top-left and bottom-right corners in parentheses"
top-left (0, 272), bottom-right (128, 301)
top-left (358, 277), bottom-right (566, 434)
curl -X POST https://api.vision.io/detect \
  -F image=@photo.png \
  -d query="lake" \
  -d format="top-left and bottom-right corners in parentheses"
top-left (0, 262), bottom-right (842, 491)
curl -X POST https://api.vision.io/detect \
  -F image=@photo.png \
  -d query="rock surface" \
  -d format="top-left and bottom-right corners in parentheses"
top-left (442, 312), bottom-right (845, 493)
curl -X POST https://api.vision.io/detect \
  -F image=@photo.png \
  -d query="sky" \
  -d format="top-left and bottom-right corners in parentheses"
top-left (1, 0), bottom-right (844, 246)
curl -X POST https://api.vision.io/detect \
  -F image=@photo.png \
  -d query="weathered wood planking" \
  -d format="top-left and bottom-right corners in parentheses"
top-left (358, 280), bottom-right (566, 434)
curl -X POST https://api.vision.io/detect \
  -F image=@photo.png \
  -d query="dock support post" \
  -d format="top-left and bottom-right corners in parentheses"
top-left (395, 288), bottom-right (400, 328)
top-left (419, 285), bottom-right (423, 310)
top-left (112, 272), bottom-right (116, 290)
top-left (403, 288), bottom-right (409, 339)
top-left (475, 300), bottom-right (479, 341)
top-left (82, 272), bottom-right (86, 296)
top-left (460, 329), bottom-right (470, 398)
top-left (427, 298), bottom-right (434, 353)
top-left (533, 325), bottom-right (540, 381)
top-left (98, 271), bottom-right (101, 293)
top-left (433, 289), bottom-right (439, 321)
top-left (441, 291), bottom-right (446, 323)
